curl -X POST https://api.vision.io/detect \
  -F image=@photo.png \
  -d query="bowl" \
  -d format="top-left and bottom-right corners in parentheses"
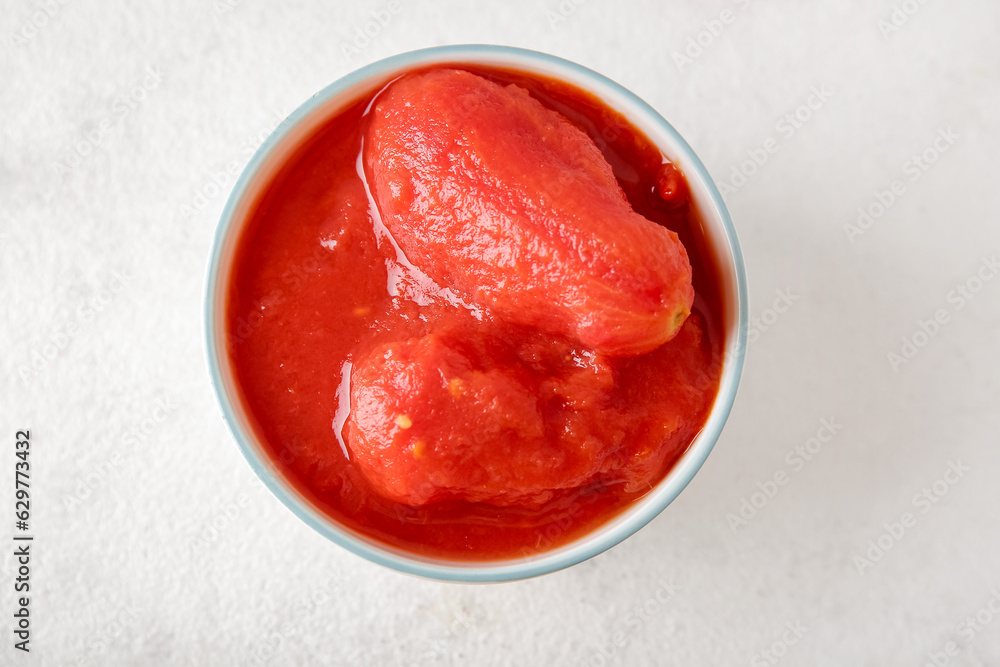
top-left (204, 44), bottom-right (747, 582)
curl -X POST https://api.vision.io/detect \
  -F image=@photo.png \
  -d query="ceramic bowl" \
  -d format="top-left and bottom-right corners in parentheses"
top-left (204, 44), bottom-right (748, 582)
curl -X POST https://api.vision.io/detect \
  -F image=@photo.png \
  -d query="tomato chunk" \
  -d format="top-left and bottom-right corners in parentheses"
top-left (348, 330), bottom-right (623, 506)
top-left (365, 69), bottom-right (694, 357)
top-left (347, 319), bottom-right (714, 507)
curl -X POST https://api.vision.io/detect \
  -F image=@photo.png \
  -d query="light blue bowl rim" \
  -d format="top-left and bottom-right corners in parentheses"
top-left (204, 44), bottom-right (748, 583)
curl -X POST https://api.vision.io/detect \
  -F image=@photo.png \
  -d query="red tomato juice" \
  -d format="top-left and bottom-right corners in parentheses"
top-left (226, 64), bottom-right (725, 560)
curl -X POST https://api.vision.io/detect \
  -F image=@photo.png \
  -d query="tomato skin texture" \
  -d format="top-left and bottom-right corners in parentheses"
top-left (348, 330), bottom-right (624, 507)
top-left (365, 69), bottom-right (694, 357)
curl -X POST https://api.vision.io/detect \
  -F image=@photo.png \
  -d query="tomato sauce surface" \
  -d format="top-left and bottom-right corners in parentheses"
top-left (226, 64), bottom-right (725, 560)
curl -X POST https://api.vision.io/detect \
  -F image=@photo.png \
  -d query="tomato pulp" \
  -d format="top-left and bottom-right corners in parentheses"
top-left (226, 64), bottom-right (725, 560)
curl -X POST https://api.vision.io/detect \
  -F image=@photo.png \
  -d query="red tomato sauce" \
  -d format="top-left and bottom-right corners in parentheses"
top-left (226, 64), bottom-right (724, 561)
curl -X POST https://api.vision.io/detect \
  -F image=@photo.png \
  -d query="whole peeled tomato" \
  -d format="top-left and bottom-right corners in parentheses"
top-left (364, 69), bottom-right (694, 357)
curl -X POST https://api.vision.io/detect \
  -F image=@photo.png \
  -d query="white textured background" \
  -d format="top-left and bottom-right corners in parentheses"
top-left (2, 1), bottom-right (999, 665)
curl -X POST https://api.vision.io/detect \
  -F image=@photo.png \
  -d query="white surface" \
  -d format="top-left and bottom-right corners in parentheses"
top-left (2, 1), bottom-right (999, 665)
